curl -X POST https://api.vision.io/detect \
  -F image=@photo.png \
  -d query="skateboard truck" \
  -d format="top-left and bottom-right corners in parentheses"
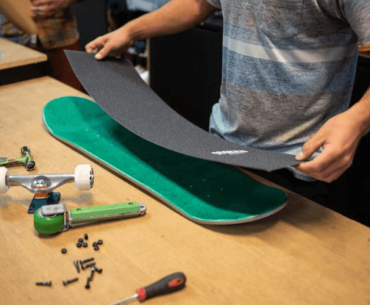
top-left (0, 146), bottom-right (36, 171)
top-left (34, 202), bottom-right (147, 235)
top-left (0, 164), bottom-right (94, 214)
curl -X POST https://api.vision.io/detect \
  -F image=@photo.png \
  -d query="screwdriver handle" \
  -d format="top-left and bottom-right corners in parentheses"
top-left (136, 272), bottom-right (186, 302)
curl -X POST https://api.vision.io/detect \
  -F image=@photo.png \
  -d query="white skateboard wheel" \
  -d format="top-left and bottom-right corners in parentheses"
top-left (74, 164), bottom-right (94, 191)
top-left (0, 167), bottom-right (10, 194)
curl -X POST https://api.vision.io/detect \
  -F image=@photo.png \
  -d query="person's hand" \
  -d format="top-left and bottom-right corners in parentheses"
top-left (31, 0), bottom-right (74, 19)
top-left (295, 111), bottom-right (365, 182)
top-left (85, 27), bottom-right (134, 60)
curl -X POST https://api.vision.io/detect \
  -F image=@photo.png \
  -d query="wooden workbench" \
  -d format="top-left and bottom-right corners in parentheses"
top-left (0, 37), bottom-right (46, 70)
top-left (0, 77), bottom-right (369, 305)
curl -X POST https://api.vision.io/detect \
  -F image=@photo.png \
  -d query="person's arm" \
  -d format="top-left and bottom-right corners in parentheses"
top-left (296, 87), bottom-right (370, 182)
top-left (85, 0), bottom-right (218, 60)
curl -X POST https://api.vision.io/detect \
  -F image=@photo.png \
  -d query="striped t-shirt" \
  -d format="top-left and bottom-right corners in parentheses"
top-left (207, 0), bottom-right (370, 180)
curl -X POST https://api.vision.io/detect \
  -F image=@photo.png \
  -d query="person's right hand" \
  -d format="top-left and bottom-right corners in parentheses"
top-left (85, 27), bottom-right (134, 60)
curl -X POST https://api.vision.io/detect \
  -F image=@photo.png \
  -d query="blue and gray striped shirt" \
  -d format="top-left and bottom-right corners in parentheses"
top-left (207, 0), bottom-right (370, 180)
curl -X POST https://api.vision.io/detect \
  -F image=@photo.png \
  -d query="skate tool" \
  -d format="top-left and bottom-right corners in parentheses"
top-left (34, 201), bottom-right (147, 235)
top-left (108, 272), bottom-right (186, 304)
top-left (0, 164), bottom-right (94, 214)
top-left (0, 146), bottom-right (35, 171)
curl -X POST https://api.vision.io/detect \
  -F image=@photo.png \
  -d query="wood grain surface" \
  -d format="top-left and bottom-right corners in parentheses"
top-left (0, 77), bottom-right (369, 305)
top-left (0, 37), bottom-right (46, 70)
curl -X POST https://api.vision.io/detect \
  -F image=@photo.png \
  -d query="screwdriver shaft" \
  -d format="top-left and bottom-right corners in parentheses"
top-left (108, 294), bottom-right (138, 305)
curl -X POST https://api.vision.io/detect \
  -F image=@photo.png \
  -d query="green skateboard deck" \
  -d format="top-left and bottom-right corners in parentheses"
top-left (43, 97), bottom-right (288, 225)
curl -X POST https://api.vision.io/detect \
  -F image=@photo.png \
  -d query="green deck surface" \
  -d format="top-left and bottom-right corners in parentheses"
top-left (43, 97), bottom-right (287, 224)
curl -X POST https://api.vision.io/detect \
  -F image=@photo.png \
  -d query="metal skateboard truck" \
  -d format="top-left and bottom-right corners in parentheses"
top-left (34, 202), bottom-right (147, 235)
top-left (0, 164), bottom-right (94, 214)
top-left (0, 146), bottom-right (36, 171)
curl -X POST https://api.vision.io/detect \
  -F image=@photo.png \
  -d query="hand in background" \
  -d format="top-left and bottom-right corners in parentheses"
top-left (31, 0), bottom-right (75, 19)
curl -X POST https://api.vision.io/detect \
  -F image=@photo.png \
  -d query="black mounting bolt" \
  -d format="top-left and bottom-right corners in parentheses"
top-left (85, 278), bottom-right (91, 289)
top-left (94, 245), bottom-right (99, 251)
top-left (82, 262), bottom-right (96, 271)
top-left (89, 269), bottom-right (95, 281)
top-left (74, 260), bottom-right (80, 273)
top-left (61, 248), bottom-right (67, 254)
top-left (63, 278), bottom-right (78, 286)
top-left (76, 242), bottom-right (82, 248)
top-left (82, 242), bottom-right (88, 248)
top-left (80, 257), bottom-right (94, 265)
top-left (97, 239), bottom-right (103, 245)
top-left (84, 233), bottom-right (88, 240)
top-left (92, 266), bottom-right (103, 274)
top-left (92, 242), bottom-right (97, 247)
top-left (78, 238), bottom-right (84, 243)
top-left (36, 281), bottom-right (52, 286)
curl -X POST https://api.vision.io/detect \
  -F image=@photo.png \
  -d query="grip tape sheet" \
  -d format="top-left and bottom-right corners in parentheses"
top-left (65, 51), bottom-right (300, 172)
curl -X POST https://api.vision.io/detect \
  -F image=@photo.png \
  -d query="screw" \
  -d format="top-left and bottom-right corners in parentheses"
top-left (36, 281), bottom-right (52, 286)
top-left (82, 242), bottom-right (88, 248)
top-left (84, 233), bottom-right (88, 240)
top-left (92, 266), bottom-right (103, 274)
top-left (82, 262), bottom-right (96, 271)
top-left (94, 245), bottom-right (99, 251)
top-left (76, 242), bottom-right (82, 248)
top-left (78, 238), bottom-right (84, 243)
top-left (89, 269), bottom-right (95, 281)
top-left (92, 242), bottom-right (97, 247)
top-left (80, 257), bottom-right (94, 265)
top-left (97, 239), bottom-right (103, 245)
top-left (74, 260), bottom-right (80, 273)
top-left (63, 278), bottom-right (78, 286)
top-left (61, 248), bottom-right (67, 254)
top-left (85, 277), bottom-right (91, 289)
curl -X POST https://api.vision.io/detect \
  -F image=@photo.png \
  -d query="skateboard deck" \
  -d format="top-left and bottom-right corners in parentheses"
top-left (43, 97), bottom-right (288, 225)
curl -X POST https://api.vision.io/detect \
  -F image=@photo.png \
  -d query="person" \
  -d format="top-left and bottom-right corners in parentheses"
top-left (86, 0), bottom-right (370, 225)
top-left (0, 0), bottom-right (82, 90)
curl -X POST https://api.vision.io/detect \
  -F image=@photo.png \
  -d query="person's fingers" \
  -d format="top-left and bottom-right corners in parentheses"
top-left (296, 145), bottom-right (334, 173)
top-left (31, 5), bottom-right (49, 12)
top-left (31, 4), bottom-right (56, 19)
top-left (299, 159), bottom-right (346, 183)
top-left (296, 133), bottom-right (325, 161)
top-left (85, 42), bottom-right (98, 53)
top-left (95, 42), bottom-right (114, 60)
top-left (85, 36), bottom-right (108, 54)
top-left (296, 144), bottom-right (353, 182)
top-left (321, 167), bottom-right (348, 183)
top-left (32, 0), bottom-right (52, 6)
top-left (87, 29), bottom-right (132, 60)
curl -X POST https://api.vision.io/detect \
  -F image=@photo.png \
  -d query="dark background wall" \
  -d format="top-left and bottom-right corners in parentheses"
top-left (75, 0), bottom-right (108, 50)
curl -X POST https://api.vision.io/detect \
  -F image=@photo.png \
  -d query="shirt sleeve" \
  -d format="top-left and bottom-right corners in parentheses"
top-left (206, 0), bottom-right (221, 10)
top-left (338, 0), bottom-right (370, 45)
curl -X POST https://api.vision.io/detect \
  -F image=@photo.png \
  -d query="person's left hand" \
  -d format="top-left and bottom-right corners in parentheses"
top-left (31, 0), bottom-right (74, 19)
top-left (295, 110), bottom-right (365, 183)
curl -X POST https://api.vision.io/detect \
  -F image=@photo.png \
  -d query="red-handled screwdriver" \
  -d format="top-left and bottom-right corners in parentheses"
top-left (108, 272), bottom-right (186, 304)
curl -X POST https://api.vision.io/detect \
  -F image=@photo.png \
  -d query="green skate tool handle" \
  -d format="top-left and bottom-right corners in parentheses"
top-left (34, 202), bottom-right (146, 235)
top-left (69, 201), bottom-right (146, 227)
